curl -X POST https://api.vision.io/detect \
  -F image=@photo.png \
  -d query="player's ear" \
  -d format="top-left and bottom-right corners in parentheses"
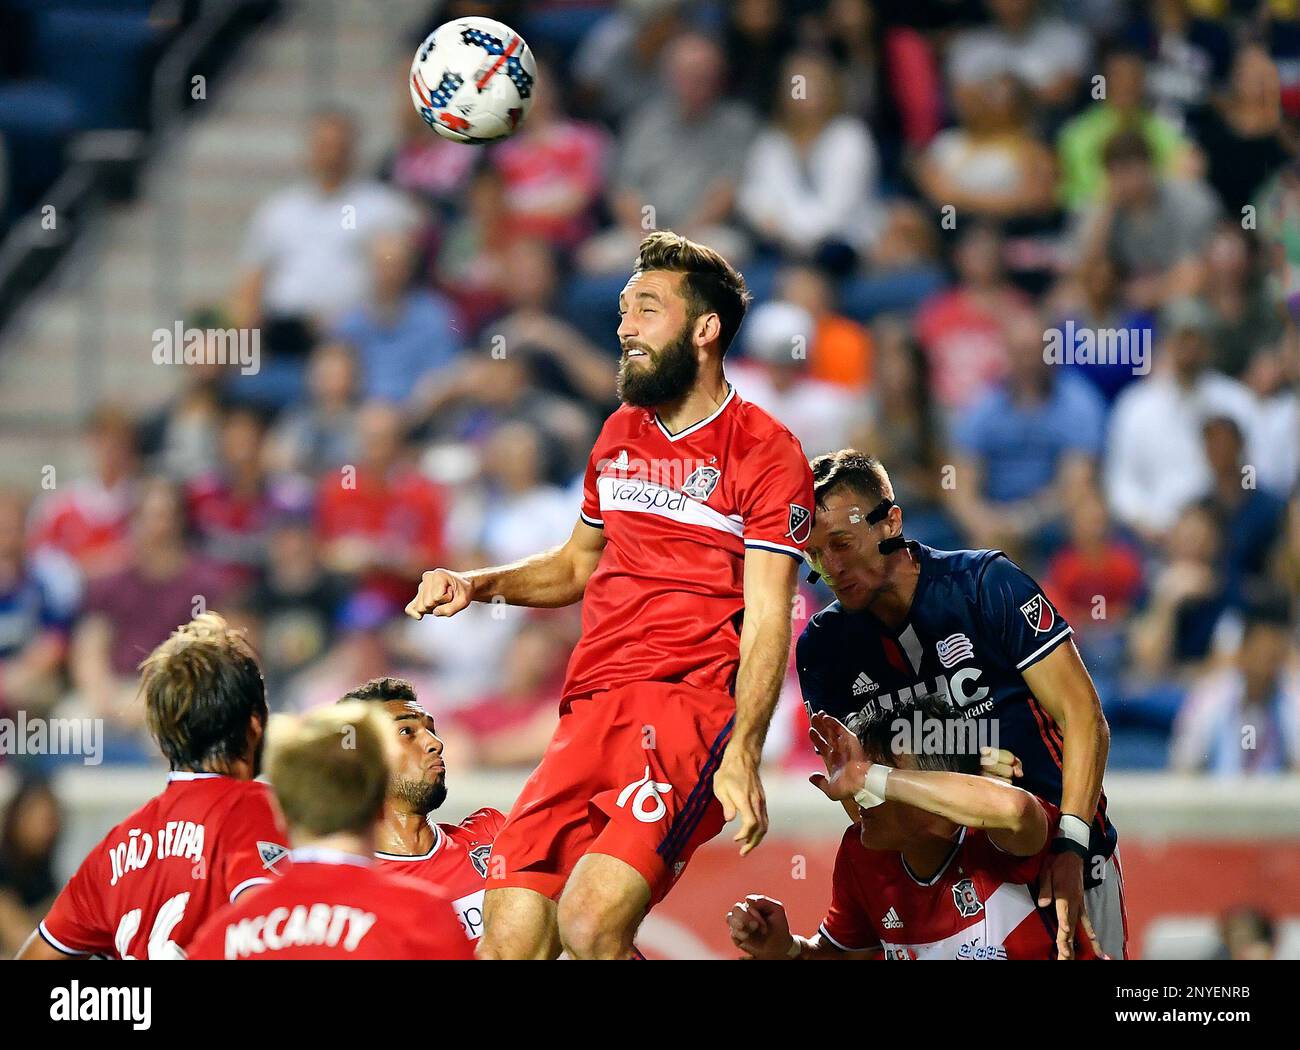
top-left (694, 311), bottom-right (721, 349)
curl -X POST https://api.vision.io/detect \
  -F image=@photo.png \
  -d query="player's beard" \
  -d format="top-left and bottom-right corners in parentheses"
top-left (617, 321), bottom-right (699, 408)
top-left (392, 774), bottom-right (446, 815)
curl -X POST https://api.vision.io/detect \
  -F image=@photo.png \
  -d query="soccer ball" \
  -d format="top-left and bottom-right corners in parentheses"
top-left (409, 17), bottom-right (537, 144)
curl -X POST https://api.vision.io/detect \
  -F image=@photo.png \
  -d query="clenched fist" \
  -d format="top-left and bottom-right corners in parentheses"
top-left (726, 895), bottom-right (794, 959)
top-left (405, 568), bottom-right (475, 620)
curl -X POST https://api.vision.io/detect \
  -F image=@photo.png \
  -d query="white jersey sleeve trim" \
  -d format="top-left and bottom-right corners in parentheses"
top-left (229, 876), bottom-right (272, 902)
top-left (1016, 626), bottom-right (1073, 671)
top-left (817, 923), bottom-right (874, 953)
top-left (38, 920), bottom-right (91, 956)
top-left (744, 539), bottom-right (805, 561)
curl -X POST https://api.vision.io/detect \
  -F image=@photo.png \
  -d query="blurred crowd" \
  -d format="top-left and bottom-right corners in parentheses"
top-left (0, 0), bottom-right (1298, 777)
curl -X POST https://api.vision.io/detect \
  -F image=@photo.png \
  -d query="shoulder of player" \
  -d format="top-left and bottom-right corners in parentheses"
top-left (598, 401), bottom-right (649, 435)
top-left (205, 777), bottom-right (280, 826)
top-left (216, 776), bottom-right (277, 805)
top-left (728, 395), bottom-right (806, 455)
top-left (798, 599), bottom-right (849, 645)
top-left (920, 544), bottom-right (1004, 580)
top-left (448, 806), bottom-right (506, 839)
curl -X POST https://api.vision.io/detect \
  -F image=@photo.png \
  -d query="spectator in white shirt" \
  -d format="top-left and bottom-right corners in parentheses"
top-left (947, 0), bottom-right (1090, 111)
top-left (474, 420), bottom-right (574, 565)
top-left (1105, 298), bottom-right (1261, 545)
top-left (737, 51), bottom-right (883, 264)
top-left (232, 109), bottom-right (417, 336)
top-left (1244, 339), bottom-right (1300, 498)
top-left (728, 301), bottom-right (862, 460)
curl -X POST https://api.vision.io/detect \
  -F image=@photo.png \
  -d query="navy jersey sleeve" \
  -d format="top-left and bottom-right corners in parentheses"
top-left (977, 555), bottom-right (1073, 673)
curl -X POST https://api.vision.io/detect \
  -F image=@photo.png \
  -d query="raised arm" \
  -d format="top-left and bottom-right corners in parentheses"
top-left (405, 517), bottom-right (607, 618)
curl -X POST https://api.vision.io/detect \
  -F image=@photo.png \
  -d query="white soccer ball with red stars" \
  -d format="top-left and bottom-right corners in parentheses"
top-left (409, 17), bottom-right (537, 144)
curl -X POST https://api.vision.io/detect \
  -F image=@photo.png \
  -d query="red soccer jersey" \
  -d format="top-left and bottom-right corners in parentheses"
top-left (373, 807), bottom-right (505, 942)
top-left (569, 385), bottom-right (814, 705)
top-left (185, 848), bottom-right (473, 960)
top-left (40, 772), bottom-right (290, 959)
top-left (819, 801), bottom-right (1096, 960)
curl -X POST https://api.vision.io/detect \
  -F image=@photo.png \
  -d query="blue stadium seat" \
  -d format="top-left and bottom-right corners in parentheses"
top-left (31, 9), bottom-right (158, 129)
top-left (0, 80), bottom-right (83, 217)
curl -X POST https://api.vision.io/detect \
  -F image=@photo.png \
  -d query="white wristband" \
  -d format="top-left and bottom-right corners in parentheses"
top-left (854, 765), bottom-right (891, 810)
top-left (1055, 813), bottom-right (1090, 849)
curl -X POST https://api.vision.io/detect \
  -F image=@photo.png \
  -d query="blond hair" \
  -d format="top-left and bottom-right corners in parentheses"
top-left (265, 703), bottom-right (390, 838)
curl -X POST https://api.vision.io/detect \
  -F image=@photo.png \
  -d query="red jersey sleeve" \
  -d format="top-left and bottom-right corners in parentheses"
top-left (40, 849), bottom-right (110, 956)
top-left (736, 428), bottom-right (813, 562)
top-left (219, 784), bottom-right (291, 903)
top-left (817, 827), bottom-right (881, 953)
top-left (580, 442), bottom-right (604, 529)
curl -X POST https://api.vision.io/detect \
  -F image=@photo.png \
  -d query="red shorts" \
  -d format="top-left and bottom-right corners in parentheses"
top-left (488, 680), bottom-right (734, 907)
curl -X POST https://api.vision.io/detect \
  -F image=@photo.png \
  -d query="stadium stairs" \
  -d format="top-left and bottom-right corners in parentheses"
top-left (0, 0), bottom-right (427, 488)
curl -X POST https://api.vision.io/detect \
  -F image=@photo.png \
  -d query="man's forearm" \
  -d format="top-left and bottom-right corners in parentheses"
top-left (466, 546), bottom-right (589, 608)
top-left (731, 612), bottom-right (791, 753)
top-left (884, 769), bottom-right (1035, 832)
top-left (1060, 707), bottom-right (1108, 832)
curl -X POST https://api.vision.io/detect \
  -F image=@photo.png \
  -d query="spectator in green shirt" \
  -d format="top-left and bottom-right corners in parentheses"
top-left (1057, 45), bottom-right (1192, 209)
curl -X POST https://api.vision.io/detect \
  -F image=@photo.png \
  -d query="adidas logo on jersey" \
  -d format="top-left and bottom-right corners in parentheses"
top-left (852, 672), bottom-right (878, 697)
top-left (881, 907), bottom-right (904, 930)
top-left (612, 449), bottom-right (630, 470)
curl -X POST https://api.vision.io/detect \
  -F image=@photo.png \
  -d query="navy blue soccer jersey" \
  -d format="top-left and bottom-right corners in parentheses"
top-left (796, 544), bottom-right (1117, 865)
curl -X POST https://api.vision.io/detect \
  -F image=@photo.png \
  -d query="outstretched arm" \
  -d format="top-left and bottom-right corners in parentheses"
top-left (406, 517), bottom-right (606, 618)
top-left (808, 712), bottom-right (1049, 856)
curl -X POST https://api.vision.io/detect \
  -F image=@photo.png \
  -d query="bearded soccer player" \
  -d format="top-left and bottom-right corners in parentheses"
top-left (341, 677), bottom-right (504, 943)
top-left (796, 450), bottom-right (1126, 959)
top-left (728, 702), bottom-right (1100, 960)
top-left (16, 614), bottom-right (290, 960)
top-left (407, 232), bottom-right (814, 960)
top-left (186, 704), bottom-right (470, 960)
